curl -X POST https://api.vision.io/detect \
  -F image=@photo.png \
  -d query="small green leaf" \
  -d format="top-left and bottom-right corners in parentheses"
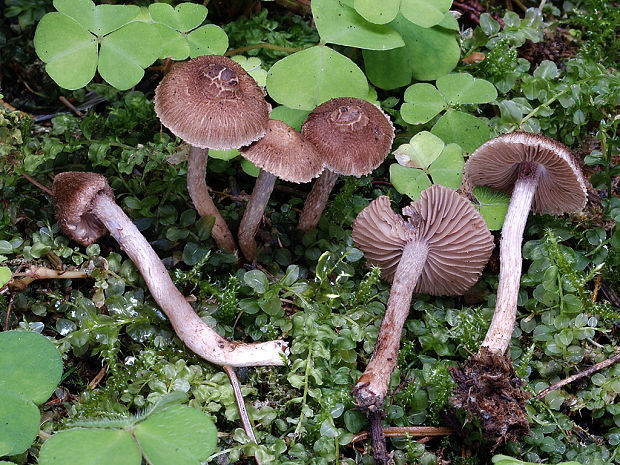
top-left (353, 0), bottom-right (399, 25)
top-left (244, 270), bottom-right (269, 294)
top-left (34, 13), bottom-right (98, 90)
top-left (428, 143), bottom-right (463, 189)
top-left (401, 83), bottom-right (446, 124)
top-left (389, 164), bottom-right (431, 200)
top-left (363, 46), bottom-right (412, 90)
top-left (134, 405), bottom-right (217, 465)
top-left (431, 110), bottom-right (490, 154)
top-left (436, 73), bottom-right (497, 105)
top-left (39, 429), bottom-right (141, 465)
top-left (0, 331), bottom-right (63, 404)
top-left (187, 24), bottom-right (229, 58)
top-left (270, 106), bottom-right (311, 131)
top-left (98, 21), bottom-right (162, 90)
top-left (472, 186), bottom-right (510, 230)
top-left (241, 158), bottom-right (260, 177)
top-left (266, 46), bottom-right (368, 110)
top-left (312, 0), bottom-right (404, 50)
top-left (148, 3), bottom-right (207, 32)
top-left (400, 0), bottom-right (452, 28)
top-left (0, 391), bottom-right (40, 456)
top-left (231, 55), bottom-right (267, 86)
top-left (154, 24), bottom-right (190, 60)
top-left (209, 148), bottom-right (240, 161)
top-left (0, 267), bottom-right (11, 288)
top-left (53, 0), bottom-right (139, 36)
top-left (393, 131), bottom-right (445, 169)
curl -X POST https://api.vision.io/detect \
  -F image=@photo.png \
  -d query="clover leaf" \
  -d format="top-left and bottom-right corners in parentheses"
top-left (472, 186), bottom-right (511, 230)
top-left (353, 0), bottom-right (399, 25)
top-left (400, 0), bottom-right (453, 28)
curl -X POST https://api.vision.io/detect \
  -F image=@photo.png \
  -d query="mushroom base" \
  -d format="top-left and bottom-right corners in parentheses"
top-left (448, 348), bottom-right (530, 447)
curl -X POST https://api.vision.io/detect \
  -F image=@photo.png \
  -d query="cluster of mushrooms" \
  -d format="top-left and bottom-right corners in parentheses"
top-left (49, 54), bottom-right (588, 464)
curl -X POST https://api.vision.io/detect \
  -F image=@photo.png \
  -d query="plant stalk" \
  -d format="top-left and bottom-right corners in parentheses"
top-left (297, 170), bottom-right (339, 232)
top-left (481, 162), bottom-right (541, 355)
top-left (89, 193), bottom-right (287, 367)
top-left (187, 146), bottom-right (238, 254)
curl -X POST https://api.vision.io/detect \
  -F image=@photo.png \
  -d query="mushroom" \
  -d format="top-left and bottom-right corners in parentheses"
top-left (297, 97), bottom-right (395, 232)
top-left (465, 131), bottom-right (587, 356)
top-left (52, 171), bottom-right (288, 367)
top-left (351, 185), bottom-right (494, 464)
top-left (237, 119), bottom-right (324, 262)
top-left (154, 55), bottom-right (271, 254)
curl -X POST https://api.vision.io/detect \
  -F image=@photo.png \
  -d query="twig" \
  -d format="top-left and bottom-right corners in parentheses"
top-left (21, 173), bottom-right (53, 196)
top-left (350, 425), bottom-right (454, 443)
top-left (9, 266), bottom-right (90, 292)
top-left (224, 43), bottom-right (307, 56)
top-left (88, 363), bottom-right (108, 390)
top-left (535, 350), bottom-right (620, 399)
top-left (59, 96), bottom-right (85, 118)
top-left (5, 292), bottom-right (16, 330)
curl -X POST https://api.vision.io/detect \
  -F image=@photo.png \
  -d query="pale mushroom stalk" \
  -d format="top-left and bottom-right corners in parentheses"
top-left (238, 170), bottom-right (277, 263)
top-left (297, 170), bottom-right (339, 232)
top-left (353, 240), bottom-right (428, 407)
top-left (187, 146), bottom-right (237, 253)
top-left (482, 162), bottom-right (541, 355)
top-left (88, 192), bottom-right (286, 366)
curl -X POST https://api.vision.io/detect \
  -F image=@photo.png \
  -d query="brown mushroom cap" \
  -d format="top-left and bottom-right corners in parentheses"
top-left (240, 119), bottom-right (324, 183)
top-left (301, 97), bottom-right (395, 177)
top-left (154, 55), bottom-right (270, 150)
top-left (52, 172), bottom-right (114, 246)
top-left (352, 185), bottom-right (494, 295)
top-left (465, 132), bottom-right (587, 215)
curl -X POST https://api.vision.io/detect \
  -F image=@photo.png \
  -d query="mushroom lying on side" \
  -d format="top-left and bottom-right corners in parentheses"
top-left (297, 97), bottom-right (395, 232)
top-left (238, 119), bottom-right (323, 262)
top-left (449, 131), bottom-right (588, 443)
top-left (52, 172), bottom-right (287, 367)
top-left (154, 55), bottom-right (271, 254)
top-left (352, 185), bottom-right (494, 464)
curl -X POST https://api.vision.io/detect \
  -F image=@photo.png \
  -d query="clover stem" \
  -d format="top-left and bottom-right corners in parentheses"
top-left (238, 170), bottom-right (277, 263)
top-left (187, 146), bottom-right (237, 253)
top-left (481, 162), bottom-right (542, 355)
top-left (89, 193), bottom-right (287, 367)
top-left (297, 170), bottom-right (339, 232)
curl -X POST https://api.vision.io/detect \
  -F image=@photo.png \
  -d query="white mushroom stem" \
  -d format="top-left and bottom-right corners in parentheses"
top-left (481, 161), bottom-right (542, 355)
top-left (353, 240), bottom-right (429, 409)
top-left (238, 170), bottom-right (277, 263)
top-left (89, 192), bottom-right (288, 367)
top-left (297, 170), bottom-right (340, 232)
top-left (187, 146), bottom-right (238, 254)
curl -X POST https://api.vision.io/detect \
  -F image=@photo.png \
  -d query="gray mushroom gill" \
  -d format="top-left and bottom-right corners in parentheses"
top-left (351, 185), bottom-right (494, 409)
top-left (154, 55), bottom-right (270, 254)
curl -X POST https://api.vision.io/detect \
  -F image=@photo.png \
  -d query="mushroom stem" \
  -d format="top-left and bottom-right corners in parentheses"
top-left (481, 162), bottom-right (542, 355)
top-left (353, 239), bottom-right (429, 409)
top-left (297, 170), bottom-right (339, 232)
top-left (89, 192), bottom-right (287, 367)
top-left (238, 170), bottom-right (277, 263)
top-left (187, 146), bottom-right (238, 254)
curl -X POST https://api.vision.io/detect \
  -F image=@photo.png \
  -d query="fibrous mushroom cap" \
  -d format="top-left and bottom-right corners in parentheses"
top-left (154, 55), bottom-right (270, 150)
top-left (240, 119), bottom-right (324, 183)
top-left (352, 185), bottom-right (494, 295)
top-left (52, 172), bottom-right (114, 246)
top-left (301, 97), bottom-right (395, 177)
top-left (465, 131), bottom-right (587, 215)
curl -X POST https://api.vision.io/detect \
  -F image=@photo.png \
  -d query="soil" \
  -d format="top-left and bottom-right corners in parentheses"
top-left (448, 348), bottom-right (531, 448)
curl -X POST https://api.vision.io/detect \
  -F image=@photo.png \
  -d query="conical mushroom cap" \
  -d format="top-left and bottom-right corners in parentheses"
top-left (352, 185), bottom-right (494, 296)
top-left (52, 172), bottom-right (114, 246)
top-left (240, 120), bottom-right (324, 183)
top-left (301, 97), bottom-right (395, 177)
top-left (154, 55), bottom-right (270, 150)
top-left (465, 132), bottom-right (587, 214)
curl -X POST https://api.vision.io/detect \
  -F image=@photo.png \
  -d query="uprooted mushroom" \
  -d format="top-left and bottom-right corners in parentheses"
top-left (449, 131), bottom-right (588, 444)
top-left (52, 171), bottom-right (287, 456)
top-left (154, 54), bottom-right (271, 254)
top-left (352, 185), bottom-right (494, 464)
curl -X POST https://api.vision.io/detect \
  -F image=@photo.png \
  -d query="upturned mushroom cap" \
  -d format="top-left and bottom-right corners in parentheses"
top-left (240, 119), bottom-right (324, 183)
top-left (154, 55), bottom-right (270, 150)
top-left (465, 132), bottom-right (587, 215)
top-left (352, 185), bottom-right (494, 295)
top-left (301, 97), bottom-right (395, 176)
top-left (52, 172), bottom-right (114, 246)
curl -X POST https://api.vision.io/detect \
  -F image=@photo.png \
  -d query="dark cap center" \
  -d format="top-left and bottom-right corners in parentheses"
top-left (200, 64), bottom-right (240, 100)
top-left (329, 105), bottom-right (369, 131)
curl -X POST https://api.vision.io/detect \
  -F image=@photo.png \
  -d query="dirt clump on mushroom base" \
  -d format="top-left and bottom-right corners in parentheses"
top-left (449, 348), bottom-right (530, 447)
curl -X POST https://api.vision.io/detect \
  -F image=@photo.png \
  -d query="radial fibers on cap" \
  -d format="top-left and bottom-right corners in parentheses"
top-left (302, 97), bottom-right (395, 177)
top-left (352, 185), bottom-right (494, 296)
top-left (154, 55), bottom-right (270, 150)
top-left (240, 120), bottom-right (324, 183)
top-left (52, 172), bottom-right (114, 246)
top-left (465, 132), bottom-right (587, 215)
